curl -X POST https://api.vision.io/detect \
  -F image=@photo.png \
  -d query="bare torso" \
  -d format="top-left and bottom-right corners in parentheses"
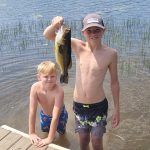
top-left (73, 40), bottom-right (115, 104)
top-left (35, 82), bottom-right (59, 116)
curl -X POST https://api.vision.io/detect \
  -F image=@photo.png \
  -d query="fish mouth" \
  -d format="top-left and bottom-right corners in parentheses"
top-left (60, 73), bottom-right (68, 84)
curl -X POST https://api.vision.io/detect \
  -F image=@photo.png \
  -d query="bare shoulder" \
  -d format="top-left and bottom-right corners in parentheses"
top-left (30, 82), bottom-right (41, 95)
top-left (71, 37), bottom-right (84, 45)
top-left (29, 82), bottom-right (41, 101)
top-left (104, 45), bottom-right (118, 54)
top-left (31, 82), bottom-right (40, 89)
top-left (103, 45), bottom-right (118, 60)
top-left (109, 47), bottom-right (118, 60)
top-left (71, 38), bottom-right (85, 53)
top-left (54, 84), bottom-right (64, 96)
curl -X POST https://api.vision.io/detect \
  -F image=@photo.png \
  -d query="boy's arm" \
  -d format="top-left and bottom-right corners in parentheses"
top-left (43, 16), bottom-right (81, 56)
top-left (109, 50), bottom-right (120, 128)
top-left (43, 16), bottom-right (64, 41)
top-left (37, 87), bottom-right (64, 147)
top-left (29, 84), bottom-right (41, 143)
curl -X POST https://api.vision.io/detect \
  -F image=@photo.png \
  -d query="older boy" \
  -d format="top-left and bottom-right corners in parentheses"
top-left (29, 61), bottom-right (68, 147)
top-left (43, 13), bottom-right (120, 150)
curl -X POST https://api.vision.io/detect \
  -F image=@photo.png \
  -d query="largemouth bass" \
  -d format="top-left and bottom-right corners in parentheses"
top-left (54, 25), bottom-right (72, 83)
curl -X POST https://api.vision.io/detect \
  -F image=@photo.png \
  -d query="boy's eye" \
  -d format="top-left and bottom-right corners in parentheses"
top-left (44, 76), bottom-right (48, 78)
top-left (43, 75), bottom-right (55, 78)
top-left (87, 28), bottom-right (101, 34)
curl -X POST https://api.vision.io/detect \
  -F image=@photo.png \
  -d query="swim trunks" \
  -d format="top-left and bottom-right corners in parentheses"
top-left (73, 98), bottom-right (108, 137)
top-left (40, 106), bottom-right (68, 134)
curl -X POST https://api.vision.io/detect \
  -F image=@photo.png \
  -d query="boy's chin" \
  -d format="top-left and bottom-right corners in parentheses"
top-left (46, 83), bottom-right (55, 88)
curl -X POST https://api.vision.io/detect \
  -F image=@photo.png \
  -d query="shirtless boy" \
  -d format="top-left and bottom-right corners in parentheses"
top-left (29, 61), bottom-right (68, 147)
top-left (43, 13), bottom-right (120, 150)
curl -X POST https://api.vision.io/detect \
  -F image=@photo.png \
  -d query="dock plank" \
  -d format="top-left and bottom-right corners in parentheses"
top-left (0, 127), bottom-right (10, 140)
top-left (46, 144), bottom-right (70, 150)
top-left (9, 136), bottom-right (32, 150)
top-left (28, 145), bottom-right (47, 150)
top-left (46, 147), bottom-right (59, 150)
top-left (0, 125), bottom-right (70, 150)
top-left (46, 147), bottom-right (67, 150)
top-left (0, 132), bottom-right (22, 150)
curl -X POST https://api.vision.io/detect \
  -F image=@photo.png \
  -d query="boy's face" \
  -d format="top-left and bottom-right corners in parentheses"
top-left (38, 72), bottom-right (57, 88)
top-left (82, 26), bottom-right (105, 40)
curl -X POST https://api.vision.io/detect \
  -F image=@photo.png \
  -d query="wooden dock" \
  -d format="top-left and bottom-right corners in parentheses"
top-left (0, 125), bottom-right (70, 150)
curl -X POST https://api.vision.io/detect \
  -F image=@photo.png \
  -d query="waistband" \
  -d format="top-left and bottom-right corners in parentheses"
top-left (73, 98), bottom-right (107, 109)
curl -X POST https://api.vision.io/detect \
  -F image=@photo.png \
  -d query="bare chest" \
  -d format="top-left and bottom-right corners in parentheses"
top-left (78, 52), bottom-right (110, 75)
top-left (37, 91), bottom-right (55, 108)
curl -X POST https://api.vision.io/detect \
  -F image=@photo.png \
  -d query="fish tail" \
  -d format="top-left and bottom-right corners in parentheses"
top-left (60, 73), bottom-right (68, 83)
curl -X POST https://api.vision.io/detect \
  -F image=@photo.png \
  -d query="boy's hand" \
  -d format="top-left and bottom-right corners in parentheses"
top-left (111, 109), bottom-right (120, 128)
top-left (51, 16), bottom-right (64, 30)
top-left (29, 133), bottom-right (41, 145)
top-left (36, 137), bottom-right (52, 147)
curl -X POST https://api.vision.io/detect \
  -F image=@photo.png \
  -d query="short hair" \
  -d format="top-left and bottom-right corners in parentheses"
top-left (37, 61), bottom-right (57, 75)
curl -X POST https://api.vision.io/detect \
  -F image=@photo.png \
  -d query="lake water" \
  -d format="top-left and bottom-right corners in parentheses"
top-left (0, 0), bottom-right (150, 26)
top-left (0, 1), bottom-right (150, 150)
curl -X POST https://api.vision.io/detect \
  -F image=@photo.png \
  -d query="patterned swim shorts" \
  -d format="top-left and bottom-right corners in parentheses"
top-left (40, 106), bottom-right (68, 134)
top-left (73, 98), bottom-right (108, 137)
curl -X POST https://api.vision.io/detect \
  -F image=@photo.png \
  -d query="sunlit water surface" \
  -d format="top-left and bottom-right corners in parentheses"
top-left (0, 1), bottom-right (150, 150)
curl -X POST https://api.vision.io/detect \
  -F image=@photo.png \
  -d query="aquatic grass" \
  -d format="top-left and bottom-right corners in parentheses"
top-left (0, 18), bottom-right (149, 77)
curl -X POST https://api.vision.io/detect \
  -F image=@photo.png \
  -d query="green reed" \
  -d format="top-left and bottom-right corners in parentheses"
top-left (0, 18), bottom-right (149, 77)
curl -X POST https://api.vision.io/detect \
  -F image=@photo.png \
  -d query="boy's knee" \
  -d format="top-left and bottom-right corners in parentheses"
top-left (91, 136), bottom-right (103, 150)
top-left (79, 133), bottom-right (90, 145)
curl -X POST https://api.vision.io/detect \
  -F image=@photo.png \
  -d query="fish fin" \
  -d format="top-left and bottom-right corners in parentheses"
top-left (59, 45), bottom-right (64, 54)
top-left (60, 73), bottom-right (68, 84)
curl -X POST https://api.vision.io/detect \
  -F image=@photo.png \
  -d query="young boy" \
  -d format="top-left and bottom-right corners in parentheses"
top-left (43, 13), bottom-right (120, 150)
top-left (28, 61), bottom-right (68, 147)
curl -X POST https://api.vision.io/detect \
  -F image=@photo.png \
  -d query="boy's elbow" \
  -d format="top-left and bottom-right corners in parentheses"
top-left (43, 31), bottom-right (50, 40)
top-left (111, 80), bottom-right (120, 88)
top-left (43, 32), bottom-right (55, 41)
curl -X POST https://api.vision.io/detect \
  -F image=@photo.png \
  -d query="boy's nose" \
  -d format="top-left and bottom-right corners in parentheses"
top-left (47, 77), bottom-right (52, 80)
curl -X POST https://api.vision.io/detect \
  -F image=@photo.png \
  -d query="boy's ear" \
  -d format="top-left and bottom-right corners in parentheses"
top-left (103, 28), bottom-right (106, 33)
top-left (37, 74), bottom-right (41, 81)
top-left (81, 30), bottom-right (84, 35)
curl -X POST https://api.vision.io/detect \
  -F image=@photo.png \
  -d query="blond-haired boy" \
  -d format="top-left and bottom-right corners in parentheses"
top-left (29, 61), bottom-right (68, 147)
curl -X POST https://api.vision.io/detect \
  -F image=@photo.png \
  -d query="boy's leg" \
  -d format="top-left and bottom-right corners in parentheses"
top-left (90, 118), bottom-right (106, 150)
top-left (57, 106), bottom-right (68, 134)
top-left (78, 132), bottom-right (90, 150)
top-left (74, 116), bottom-right (91, 150)
top-left (91, 135), bottom-right (103, 150)
top-left (40, 110), bottom-right (51, 132)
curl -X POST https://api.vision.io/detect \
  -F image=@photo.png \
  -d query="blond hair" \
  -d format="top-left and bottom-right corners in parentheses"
top-left (37, 61), bottom-right (57, 75)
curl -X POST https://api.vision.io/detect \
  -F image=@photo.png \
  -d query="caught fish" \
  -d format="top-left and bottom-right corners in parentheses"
top-left (54, 24), bottom-right (72, 83)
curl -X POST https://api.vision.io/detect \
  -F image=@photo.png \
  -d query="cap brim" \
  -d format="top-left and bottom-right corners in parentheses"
top-left (82, 23), bottom-right (105, 31)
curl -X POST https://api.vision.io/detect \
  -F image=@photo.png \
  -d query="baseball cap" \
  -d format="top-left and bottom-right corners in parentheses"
top-left (82, 13), bottom-right (105, 31)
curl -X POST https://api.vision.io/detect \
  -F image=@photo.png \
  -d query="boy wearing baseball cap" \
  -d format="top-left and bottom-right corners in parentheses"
top-left (43, 13), bottom-right (120, 150)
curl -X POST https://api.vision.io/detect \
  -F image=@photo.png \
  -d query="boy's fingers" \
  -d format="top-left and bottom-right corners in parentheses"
top-left (37, 141), bottom-right (44, 147)
top-left (31, 140), bottom-right (34, 144)
top-left (31, 137), bottom-right (41, 145)
top-left (112, 118), bottom-right (119, 128)
top-left (52, 16), bottom-right (64, 25)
